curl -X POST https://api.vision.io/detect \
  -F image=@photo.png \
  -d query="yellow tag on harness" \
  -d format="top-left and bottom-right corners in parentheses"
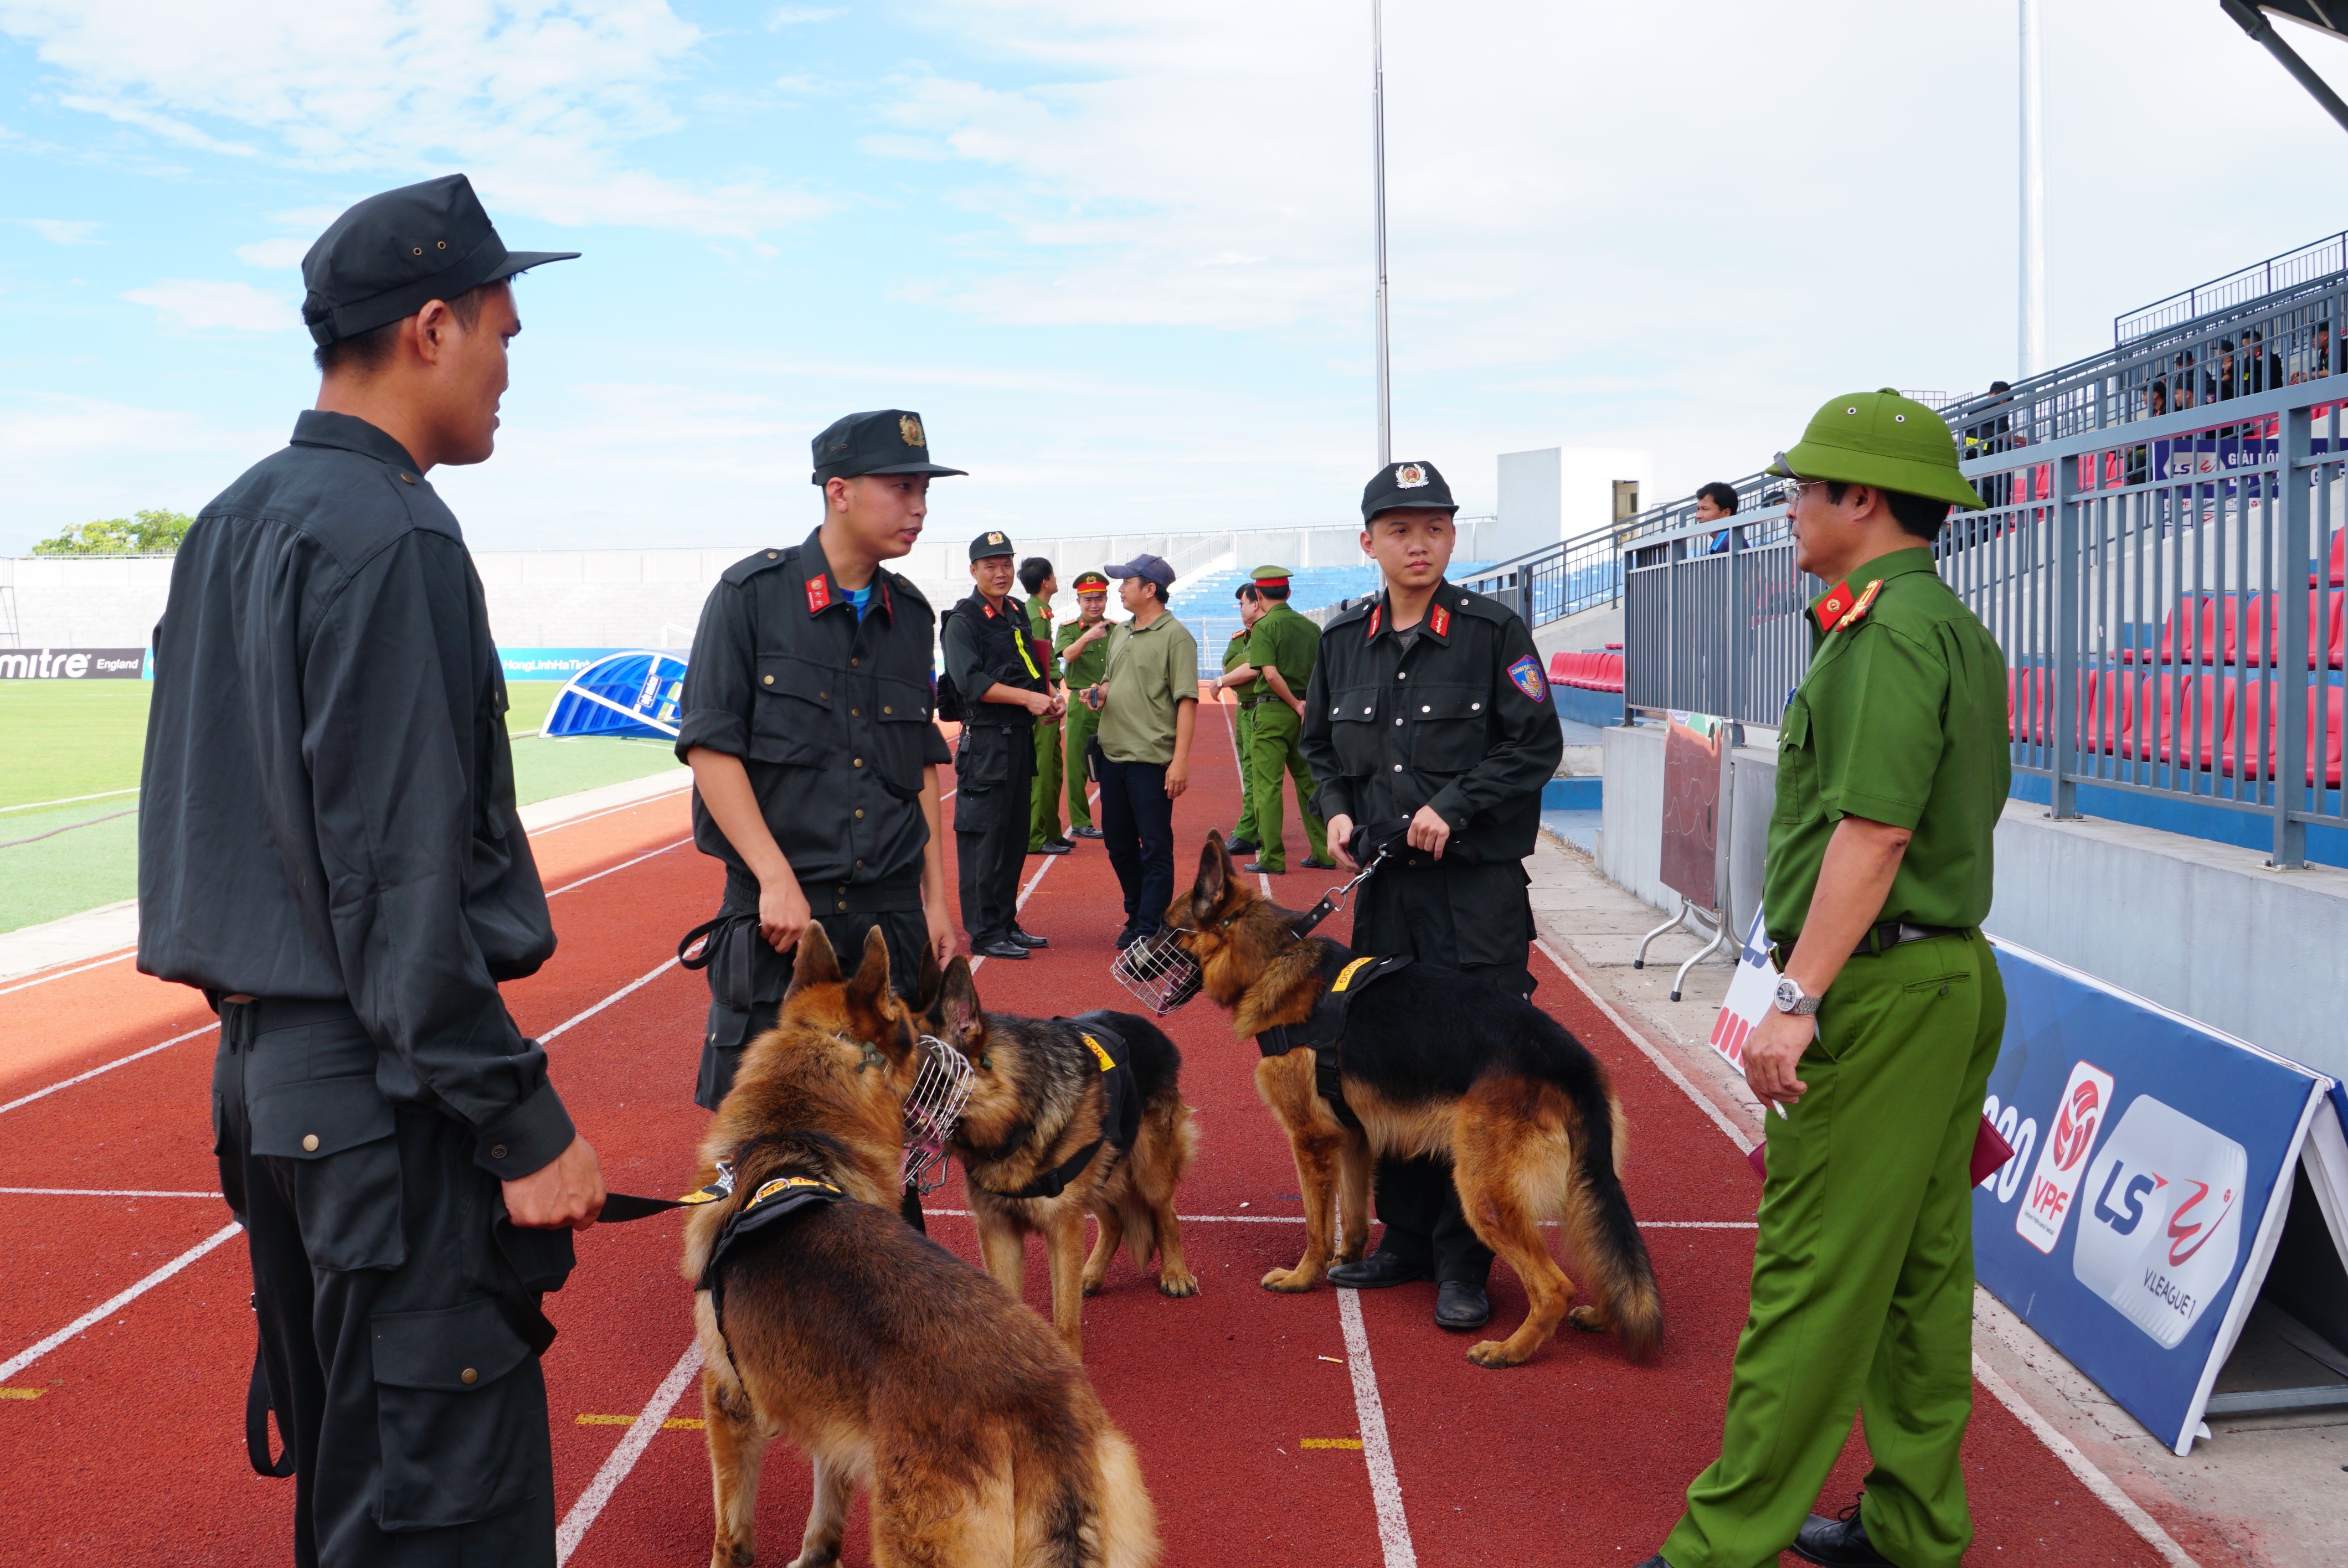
top-left (676, 1183), bottom-right (729, 1205)
top-left (1084, 1034), bottom-right (1116, 1072)
top-left (1331, 956), bottom-right (1378, 993)
top-left (748, 1176), bottom-right (842, 1208)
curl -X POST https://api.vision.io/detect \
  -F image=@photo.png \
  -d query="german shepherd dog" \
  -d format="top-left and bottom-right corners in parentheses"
top-left (1171, 837), bottom-right (1664, 1368)
top-left (683, 924), bottom-right (1158, 1568)
top-left (915, 954), bottom-right (1199, 1359)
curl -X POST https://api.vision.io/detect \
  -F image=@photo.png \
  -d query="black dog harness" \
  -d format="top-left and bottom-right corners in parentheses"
top-left (1254, 950), bottom-right (1412, 1131)
top-left (694, 1172), bottom-right (848, 1355)
top-left (972, 1012), bottom-right (1137, 1201)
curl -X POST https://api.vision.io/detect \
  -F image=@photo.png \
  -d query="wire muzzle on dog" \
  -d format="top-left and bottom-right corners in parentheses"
top-left (900, 1034), bottom-right (976, 1194)
top-left (1110, 844), bottom-right (1394, 1015)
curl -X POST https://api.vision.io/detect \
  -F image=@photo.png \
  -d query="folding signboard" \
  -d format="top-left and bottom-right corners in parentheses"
top-left (542, 649), bottom-right (689, 740)
top-left (1972, 937), bottom-right (2348, 1454)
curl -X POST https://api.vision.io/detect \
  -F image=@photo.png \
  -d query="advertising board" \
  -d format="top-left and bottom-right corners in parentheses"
top-left (0, 647), bottom-right (145, 679)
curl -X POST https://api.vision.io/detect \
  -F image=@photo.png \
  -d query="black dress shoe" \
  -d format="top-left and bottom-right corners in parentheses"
top-left (1791, 1503), bottom-right (1892, 1568)
top-left (1223, 837), bottom-right (1257, 854)
top-left (1326, 1252), bottom-right (1429, 1289)
top-left (1434, 1281), bottom-right (1489, 1330)
top-left (1027, 840), bottom-right (1072, 855)
top-left (1008, 927), bottom-right (1049, 948)
top-left (1068, 825), bottom-right (1104, 839)
top-left (1629, 1557), bottom-right (1675, 1568)
top-left (1300, 857), bottom-right (1337, 870)
top-left (1243, 860), bottom-right (1283, 874)
top-left (974, 938), bottom-right (1031, 960)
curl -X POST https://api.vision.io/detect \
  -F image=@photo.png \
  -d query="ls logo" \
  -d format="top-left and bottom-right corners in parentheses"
top-left (2072, 1095), bottom-right (2247, 1350)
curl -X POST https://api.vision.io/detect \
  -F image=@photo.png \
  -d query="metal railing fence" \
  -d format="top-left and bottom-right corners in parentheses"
top-left (1455, 520), bottom-right (1628, 628)
top-left (2116, 230), bottom-right (2348, 343)
top-left (1623, 382), bottom-right (2348, 868)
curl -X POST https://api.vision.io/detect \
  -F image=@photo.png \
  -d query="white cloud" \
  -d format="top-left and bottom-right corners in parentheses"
top-left (23, 218), bottom-right (99, 244)
top-left (0, 0), bottom-right (830, 238)
top-left (122, 279), bottom-right (297, 332)
top-left (766, 5), bottom-right (840, 26)
top-left (235, 236), bottom-right (310, 270)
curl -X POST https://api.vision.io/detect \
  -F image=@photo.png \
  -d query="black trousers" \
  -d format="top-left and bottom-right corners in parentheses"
top-left (1090, 740), bottom-right (1176, 933)
top-left (215, 1003), bottom-right (568, 1567)
top-left (955, 722), bottom-right (1036, 947)
top-left (695, 905), bottom-right (932, 1111)
top-left (1353, 858), bottom-right (1538, 1287)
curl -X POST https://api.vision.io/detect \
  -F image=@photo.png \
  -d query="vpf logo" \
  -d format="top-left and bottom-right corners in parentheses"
top-left (2050, 1076), bottom-right (2103, 1171)
top-left (2073, 1095), bottom-right (2246, 1349)
top-left (2015, 1061), bottom-right (2114, 1256)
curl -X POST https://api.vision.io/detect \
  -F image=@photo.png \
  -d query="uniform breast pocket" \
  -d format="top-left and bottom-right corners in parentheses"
top-left (250, 1074), bottom-right (407, 1272)
top-left (1407, 685), bottom-right (1486, 773)
top-left (749, 655), bottom-right (837, 766)
top-left (1772, 699), bottom-right (1814, 827)
top-left (1327, 689), bottom-right (1383, 772)
top-left (873, 675), bottom-right (935, 791)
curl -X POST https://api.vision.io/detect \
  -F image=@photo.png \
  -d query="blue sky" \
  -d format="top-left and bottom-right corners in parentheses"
top-left (7, 0), bottom-right (2348, 556)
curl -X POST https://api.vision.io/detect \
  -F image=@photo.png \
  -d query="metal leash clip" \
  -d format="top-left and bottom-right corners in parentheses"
top-left (1289, 843), bottom-right (1391, 939)
top-left (1109, 928), bottom-right (1206, 1015)
top-left (901, 1034), bottom-right (976, 1194)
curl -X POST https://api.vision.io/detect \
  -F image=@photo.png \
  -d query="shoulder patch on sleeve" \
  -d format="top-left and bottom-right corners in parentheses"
top-left (1507, 654), bottom-right (1549, 703)
top-left (720, 546), bottom-right (794, 587)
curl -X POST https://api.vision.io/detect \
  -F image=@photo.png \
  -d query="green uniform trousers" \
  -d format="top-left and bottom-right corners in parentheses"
top-left (1664, 930), bottom-right (2005, 1568)
top-left (1230, 704), bottom-right (1261, 847)
top-left (1028, 708), bottom-right (1065, 849)
top-left (1063, 702), bottom-right (1100, 831)
top-left (1244, 701), bottom-right (1326, 871)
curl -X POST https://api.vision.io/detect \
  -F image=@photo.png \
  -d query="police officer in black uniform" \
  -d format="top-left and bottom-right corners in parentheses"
top-left (138, 174), bottom-right (601, 1568)
top-left (674, 410), bottom-right (962, 1110)
top-left (943, 532), bottom-right (1063, 959)
top-left (1302, 459), bottom-right (1564, 1333)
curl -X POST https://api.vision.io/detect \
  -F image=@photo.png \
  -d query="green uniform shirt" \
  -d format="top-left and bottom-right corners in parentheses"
top-left (1763, 548), bottom-right (2010, 945)
top-left (1026, 599), bottom-right (1062, 683)
top-left (1222, 626), bottom-right (1265, 699)
top-left (1096, 612), bottom-right (1200, 766)
top-left (1057, 615), bottom-right (1113, 688)
top-left (1244, 601), bottom-right (1317, 702)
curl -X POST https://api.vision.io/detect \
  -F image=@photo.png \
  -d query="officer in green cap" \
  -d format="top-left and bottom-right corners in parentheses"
top-left (1216, 581), bottom-right (1269, 854)
top-left (1640, 391), bottom-right (2008, 1568)
top-left (1055, 570), bottom-right (1115, 838)
top-left (1226, 565), bottom-right (1332, 873)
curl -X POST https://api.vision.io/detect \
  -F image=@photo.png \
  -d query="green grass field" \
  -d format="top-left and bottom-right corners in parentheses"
top-left (0, 680), bottom-right (683, 937)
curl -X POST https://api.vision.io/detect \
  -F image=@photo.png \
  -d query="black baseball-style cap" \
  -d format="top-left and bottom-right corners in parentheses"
top-left (811, 409), bottom-right (969, 486)
top-left (969, 530), bottom-right (1016, 561)
top-left (1360, 460), bottom-right (1461, 522)
top-left (301, 174), bottom-right (578, 348)
top-left (1104, 554), bottom-right (1176, 589)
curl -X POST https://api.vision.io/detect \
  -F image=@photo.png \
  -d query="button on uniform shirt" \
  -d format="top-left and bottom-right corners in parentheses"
top-left (1096, 614), bottom-right (1201, 766)
top-left (1763, 547), bottom-right (2010, 944)
top-left (1056, 616), bottom-right (1114, 689)
top-left (1301, 583), bottom-right (1563, 864)
top-left (942, 591), bottom-right (1048, 728)
top-left (673, 528), bottom-right (951, 906)
top-left (1243, 600), bottom-right (1319, 701)
top-left (138, 410), bottom-right (573, 1178)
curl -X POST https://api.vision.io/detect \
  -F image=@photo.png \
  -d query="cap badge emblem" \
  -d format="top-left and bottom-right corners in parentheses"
top-left (900, 414), bottom-right (925, 447)
top-left (987, 531), bottom-right (1004, 544)
top-left (1394, 463), bottom-right (1428, 488)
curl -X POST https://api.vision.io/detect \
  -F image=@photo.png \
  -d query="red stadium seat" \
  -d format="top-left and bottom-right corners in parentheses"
top-left (2122, 597), bottom-right (2221, 664)
top-left (2218, 682), bottom-right (2346, 786)
top-left (2236, 590), bottom-right (2347, 669)
top-left (2120, 673), bottom-right (2228, 767)
top-left (1548, 652), bottom-right (1573, 685)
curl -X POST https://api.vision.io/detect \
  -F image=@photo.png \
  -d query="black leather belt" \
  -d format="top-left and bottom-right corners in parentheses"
top-left (1239, 696), bottom-right (1271, 708)
top-left (214, 995), bottom-right (361, 1036)
top-left (1770, 922), bottom-right (1969, 971)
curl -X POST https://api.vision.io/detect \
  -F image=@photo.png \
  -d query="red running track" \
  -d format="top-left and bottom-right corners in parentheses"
top-left (0, 708), bottom-right (2192, 1565)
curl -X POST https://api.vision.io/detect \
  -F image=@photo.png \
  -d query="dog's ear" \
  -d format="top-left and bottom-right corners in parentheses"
top-left (1191, 832), bottom-right (1231, 925)
top-left (845, 925), bottom-right (892, 1017)
top-left (934, 955), bottom-right (986, 1053)
top-left (785, 921), bottom-right (841, 997)
top-left (913, 938), bottom-right (944, 1015)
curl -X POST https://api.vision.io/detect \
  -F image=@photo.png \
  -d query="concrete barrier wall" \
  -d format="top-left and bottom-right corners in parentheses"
top-left (1597, 719), bottom-right (2348, 1081)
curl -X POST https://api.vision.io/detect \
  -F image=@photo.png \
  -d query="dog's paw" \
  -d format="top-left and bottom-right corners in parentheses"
top-left (1081, 1275), bottom-right (1108, 1297)
top-left (1260, 1266), bottom-right (1319, 1293)
top-left (1335, 1241), bottom-right (1367, 1265)
top-left (1466, 1339), bottom-right (1528, 1369)
top-left (1566, 1304), bottom-right (1609, 1334)
top-left (1157, 1268), bottom-right (1199, 1298)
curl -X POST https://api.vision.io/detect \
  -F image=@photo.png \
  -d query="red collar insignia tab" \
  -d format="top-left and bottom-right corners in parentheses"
top-left (805, 574), bottom-right (833, 614)
top-left (1366, 605), bottom-right (1382, 640)
top-left (982, 601), bottom-right (997, 618)
top-left (1831, 579), bottom-right (1885, 632)
top-left (1812, 580), bottom-right (1852, 633)
top-left (1430, 605), bottom-right (1450, 637)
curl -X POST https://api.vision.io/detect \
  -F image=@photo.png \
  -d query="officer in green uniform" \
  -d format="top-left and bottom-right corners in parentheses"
top-left (1218, 582), bottom-right (1268, 854)
top-left (1231, 565), bottom-right (1332, 873)
top-left (1055, 570), bottom-right (1114, 839)
top-left (1641, 391), bottom-right (2009, 1568)
top-left (1020, 557), bottom-right (1074, 856)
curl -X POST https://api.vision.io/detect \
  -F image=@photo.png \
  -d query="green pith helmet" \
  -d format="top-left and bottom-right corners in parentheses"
top-left (1768, 389), bottom-right (1986, 510)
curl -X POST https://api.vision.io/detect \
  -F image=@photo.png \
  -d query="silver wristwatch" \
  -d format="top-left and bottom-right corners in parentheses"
top-left (1773, 975), bottom-right (1821, 1017)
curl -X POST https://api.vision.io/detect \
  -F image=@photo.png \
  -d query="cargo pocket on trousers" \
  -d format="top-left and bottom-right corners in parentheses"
top-left (250, 1075), bottom-right (406, 1272)
top-left (371, 1298), bottom-right (536, 1530)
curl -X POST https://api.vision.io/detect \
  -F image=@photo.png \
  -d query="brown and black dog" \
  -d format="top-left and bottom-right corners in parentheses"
top-left (916, 953), bottom-right (1198, 1359)
top-left (1170, 836), bottom-right (1664, 1368)
top-left (683, 924), bottom-right (1158, 1568)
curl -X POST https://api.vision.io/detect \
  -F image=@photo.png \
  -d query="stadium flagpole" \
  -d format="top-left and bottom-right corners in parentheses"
top-left (1372, 0), bottom-right (1392, 466)
top-left (2018, 0), bottom-right (2047, 378)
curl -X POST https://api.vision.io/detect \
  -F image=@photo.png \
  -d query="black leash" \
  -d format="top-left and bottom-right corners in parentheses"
top-left (1289, 839), bottom-right (1393, 939)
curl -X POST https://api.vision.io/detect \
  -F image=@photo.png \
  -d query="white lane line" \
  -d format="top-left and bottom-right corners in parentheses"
top-left (1531, 936), bottom-right (2196, 1565)
top-left (1337, 1288), bottom-right (1417, 1568)
top-left (540, 958), bottom-right (679, 1045)
top-left (915, 1209), bottom-right (1752, 1229)
top-left (1972, 1354), bottom-right (2201, 1568)
top-left (0, 950), bottom-right (136, 998)
top-left (544, 839), bottom-right (690, 898)
top-left (556, 1341), bottom-right (703, 1565)
top-left (1533, 937), bottom-right (1754, 1154)
top-left (0, 1221), bottom-right (243, 1383)
top-left (0, 785), bottom-right (141, 815)
top-left (0, 1024), bottom-right (218, 1118)
top-left (0, 1188), bottom-right (222, 1198)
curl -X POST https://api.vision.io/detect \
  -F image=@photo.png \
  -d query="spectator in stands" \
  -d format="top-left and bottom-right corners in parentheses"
top-left (1696, 480), bottom-right (1739, 553)
top-left (1079, 555), bottom-right (1199, 948)
top-left (2242, 326), bottom-right (2282, 394)
top-left (1018, 556), bottom-right (1075, 858)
